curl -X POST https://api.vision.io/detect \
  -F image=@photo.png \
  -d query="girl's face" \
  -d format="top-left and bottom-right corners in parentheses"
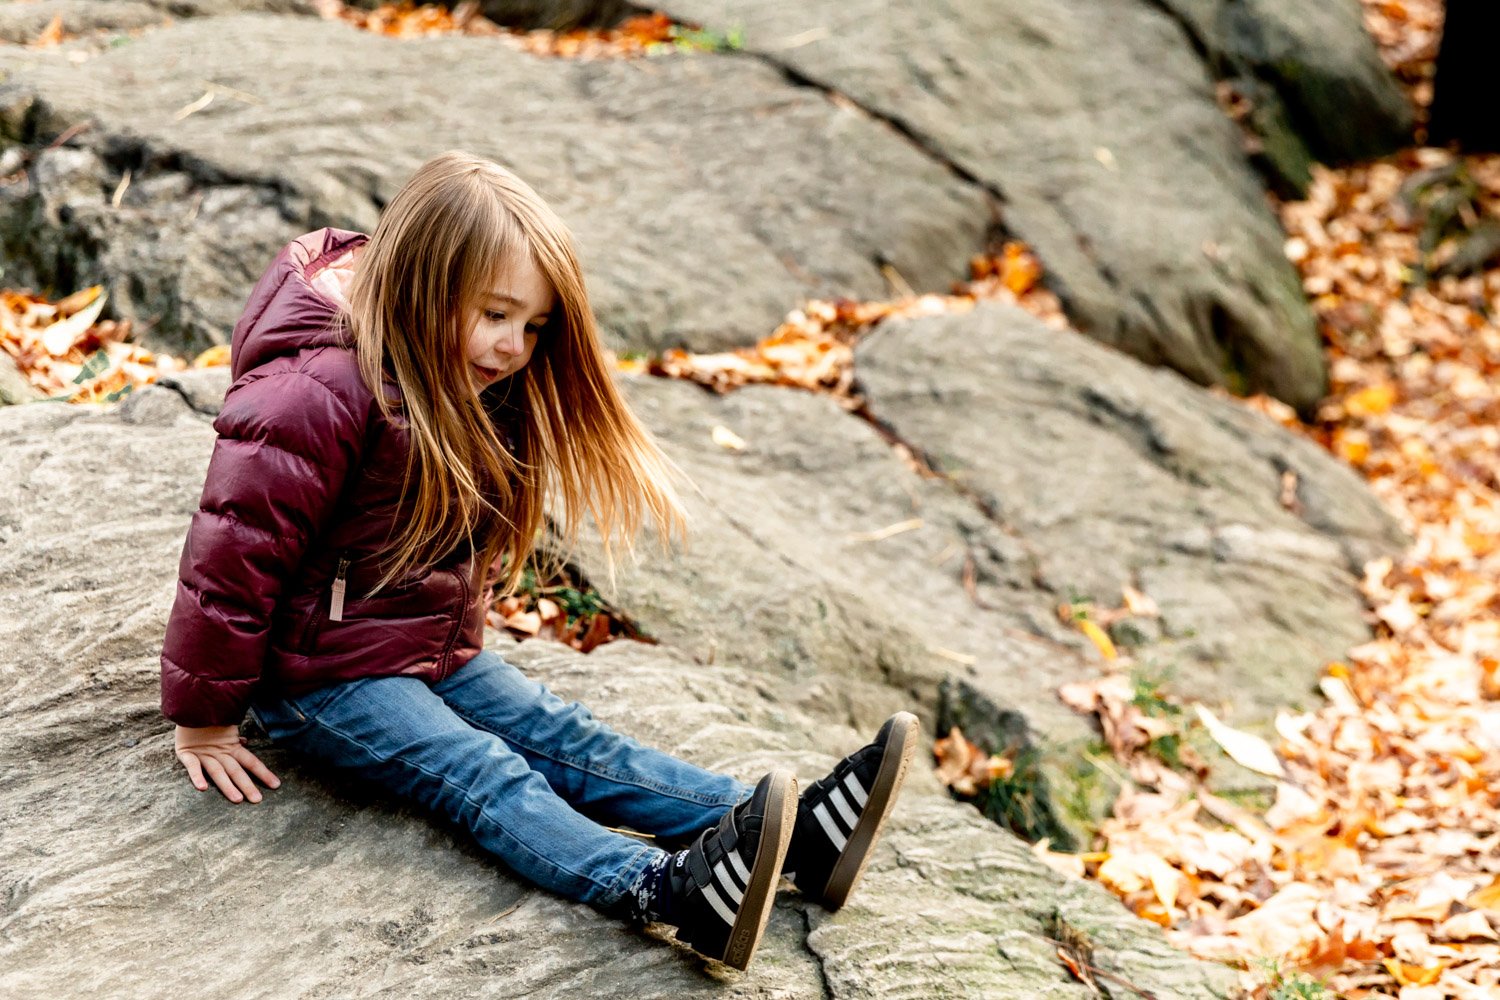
top-left (466, 255), bottom-right (555, 389)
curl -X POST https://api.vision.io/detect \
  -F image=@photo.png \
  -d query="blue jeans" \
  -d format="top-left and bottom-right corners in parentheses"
top-left (248, 647), bottom-right (755, 917)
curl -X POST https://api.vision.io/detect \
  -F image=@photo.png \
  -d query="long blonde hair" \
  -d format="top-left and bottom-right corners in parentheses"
top-left (342, 150), bottom-right (690, 600)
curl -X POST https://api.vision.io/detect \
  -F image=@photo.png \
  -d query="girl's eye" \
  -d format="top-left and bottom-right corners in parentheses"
top-left (484, 310), bottom-right (545, 334)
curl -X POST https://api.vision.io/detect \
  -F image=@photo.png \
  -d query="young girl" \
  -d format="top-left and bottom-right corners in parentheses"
top-left (161, 150), bottom-right (919, 972)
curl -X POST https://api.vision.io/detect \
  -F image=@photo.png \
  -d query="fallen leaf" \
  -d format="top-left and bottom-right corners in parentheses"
top-left (710, 424), bottom-right (745, 450)
top-left (40, 287), bottom-right (106, 357)
top-left (1194, 704), bottom-right (1286, 777)
top-left (1075, 618), bottom-right (1117, 660)
top-left (1437, 910), bottom-right (1497, 941)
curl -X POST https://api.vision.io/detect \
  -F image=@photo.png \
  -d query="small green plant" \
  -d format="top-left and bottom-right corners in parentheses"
top-left (666, 22), bottom-right (745, 52)
top-left (1249, 956), bottom-right (1339, 1000)
top-left (969, 743), bottom-right (1079, 849)
top-left (1057, 738), bottom-right (1114, 839)
top-left (549, 585), bottom-right (606, 625)
top-left (1065, 586), bottom-right (1094, 610)
top-left (72, 348), bottom-right (111, 384)
top-left (1212, 784), bottom-right (1275, 812)
top-left (513, 563), bottom-right (603, 625)
top-left (1129, 663), bottom-right (1198, 771)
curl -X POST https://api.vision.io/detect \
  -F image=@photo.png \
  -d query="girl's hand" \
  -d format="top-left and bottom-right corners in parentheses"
top-left (174, 724), bottom-right (282, 804)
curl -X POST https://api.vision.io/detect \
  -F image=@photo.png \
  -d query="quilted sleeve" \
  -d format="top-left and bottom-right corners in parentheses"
top-left (160, 368), bottom-right (366, 727)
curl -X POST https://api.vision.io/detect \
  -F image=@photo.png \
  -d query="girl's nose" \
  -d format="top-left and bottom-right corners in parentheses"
top-left (496, 326), bottom-right (525, 357)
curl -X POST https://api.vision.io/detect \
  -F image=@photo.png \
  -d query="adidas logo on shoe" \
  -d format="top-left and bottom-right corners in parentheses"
top-left (783, 711), bottom-right (919, 910)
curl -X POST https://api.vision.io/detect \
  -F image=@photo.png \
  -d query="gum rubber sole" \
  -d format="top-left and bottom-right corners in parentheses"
top-left (720, 770), bottom-right (798, 971)
top-left (819, 711), bottom-right (919, 910)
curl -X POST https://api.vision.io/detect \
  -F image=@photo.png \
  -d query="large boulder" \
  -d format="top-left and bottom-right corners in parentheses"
top-left (0, 0), bottom-right (1392, 408)
top-left (655, 0), bottom-right (1329, 410)
top-left (1155, 0), bottom-right (1413, 189)
top-left (0, 14), bottom-right (987, 356)
top-left (0, 387), bottom-right (1240, 997)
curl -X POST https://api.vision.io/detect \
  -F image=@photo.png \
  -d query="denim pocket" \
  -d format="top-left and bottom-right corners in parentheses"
top-left (250, 681), bottom-right (353, 742)
top-left (287, 678), bottom-right (367, 722)
top-left (248, 697), bottom-right (314, 744)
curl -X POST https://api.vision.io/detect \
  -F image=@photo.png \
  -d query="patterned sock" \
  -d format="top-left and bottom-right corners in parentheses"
top-left (622, 848), bottom-right (687, 926)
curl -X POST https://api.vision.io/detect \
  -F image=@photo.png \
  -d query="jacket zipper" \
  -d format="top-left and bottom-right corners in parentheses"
top-left (329, 554), bottom-right (352, 621)
top-left (300, 550), bottom-right (351, 654)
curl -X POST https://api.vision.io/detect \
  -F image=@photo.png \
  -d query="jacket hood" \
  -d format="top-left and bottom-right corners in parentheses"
top-left (230, 227), bottom-right (369, 380)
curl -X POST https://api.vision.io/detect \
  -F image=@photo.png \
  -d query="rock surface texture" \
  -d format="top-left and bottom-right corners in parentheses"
top-left (0, 382), bottom-right (1241, 997)
top-left (0, 2), bottom-right (1412, 994)
top-left (654, 0), bottom-right (1336, 410)
top-left (0, 14), bottom-right (988, 356)
top-left (1153, 0), bottom-right (1413, 188)
top-left (0, 0), bottom-right (1408, 407)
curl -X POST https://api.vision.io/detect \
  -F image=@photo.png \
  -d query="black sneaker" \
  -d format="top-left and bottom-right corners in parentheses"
top-left (670, 769), bottom-right (797, 970)
top-left (783, 711), bottom-right (919, 910)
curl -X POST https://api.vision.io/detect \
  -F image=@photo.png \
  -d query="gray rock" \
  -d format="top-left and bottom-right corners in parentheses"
top-left (0, 396), bottom-right (1239, 997)
top-left (0, 0), bottom-right (163, 45)
top-left (1156, 0), bottom-right (1413, 182)
top-left (0, 0), bottom-right (317, 47)
top-left (655, 0), bottom-right (1328, 410)
top-left (0, 143), bottom-right (302, 358)
top-left (0, 14), bottom-right (988, 356)
top-left (114, 381), bottom-right (197, 425)
top-left (156, 366), bottom-right (232, 415)
top-left (853, 302), bottom-right (1405, 717)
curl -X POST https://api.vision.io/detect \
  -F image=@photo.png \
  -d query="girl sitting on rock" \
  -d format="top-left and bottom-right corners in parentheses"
top-left (160, 149), bottom-right (918, 971)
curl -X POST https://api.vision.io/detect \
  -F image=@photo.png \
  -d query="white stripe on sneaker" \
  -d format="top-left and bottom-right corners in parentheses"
top-left (842, 771), bottom-right (868, 808)
top-left (701, 882), bottom-right (737, 925)
top-left (714, 861), bottom-right (745, 904)
top-left (813, 801), bottom-right (847, 851)
top-left (725, 847), bottom-right (751, 888)
top-left (828, 786), bottom-right (860, 829)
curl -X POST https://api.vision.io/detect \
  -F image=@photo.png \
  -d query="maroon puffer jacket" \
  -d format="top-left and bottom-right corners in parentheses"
top-left (160, 227), bottom-right (498, 728)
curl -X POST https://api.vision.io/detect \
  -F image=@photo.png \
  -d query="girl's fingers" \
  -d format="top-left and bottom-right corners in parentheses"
top-left (232, 746), bottom-right (281, 789)
top-left (199, 755), bottom-right (244, 803)
top-left (217, 755), bottom-right (263, 804)
top-left (177, 751), bottom-right (209, 792)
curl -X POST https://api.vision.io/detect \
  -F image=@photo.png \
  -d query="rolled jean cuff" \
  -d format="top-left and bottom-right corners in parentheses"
top-left (598, 842), bottom-right (664, 915)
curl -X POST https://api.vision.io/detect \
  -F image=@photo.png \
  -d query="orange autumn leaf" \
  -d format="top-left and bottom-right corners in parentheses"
top-left (0, 285), bottom-right (188, 401)
top-left (998, 241), bottom-right (1043, 295)
top-left (1330, 426), bottom-right (1371, 466)
top-left (1382, 959), bottom-right (1444, 987)
top-left (1343, 382), bottom-right (1398, 416)
top-left (1466, 876), bottom-right (1500, 912)
top-left (932, 725), bottom-right (1014, 798)
top-left (193, 344), bottom-right (232, 368)
top-left (32, 13), bottom-right (64, 47)
top-left (1075, 618), bottom-right (1118, 660)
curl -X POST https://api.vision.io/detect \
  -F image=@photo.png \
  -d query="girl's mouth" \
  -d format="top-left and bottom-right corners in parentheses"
top-left (473, 364), bottom-right (502, 382)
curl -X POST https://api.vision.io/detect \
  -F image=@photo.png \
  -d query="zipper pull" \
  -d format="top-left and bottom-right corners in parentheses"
top-left (329, 555), bottom-right (351, 622)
